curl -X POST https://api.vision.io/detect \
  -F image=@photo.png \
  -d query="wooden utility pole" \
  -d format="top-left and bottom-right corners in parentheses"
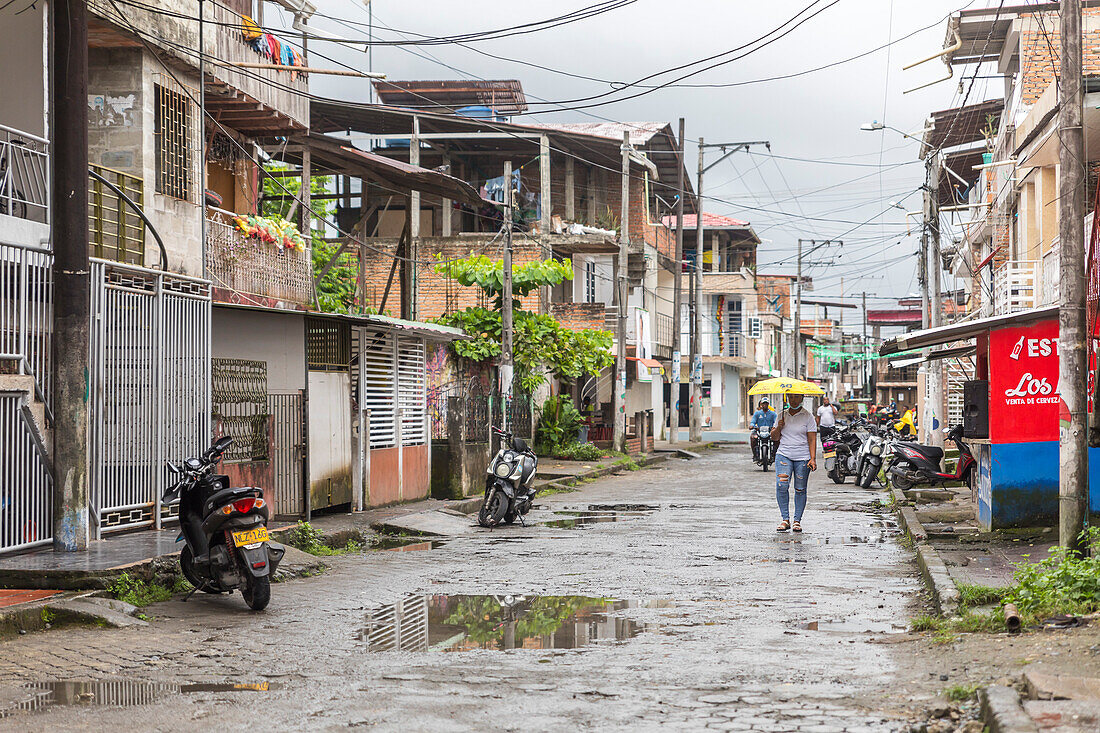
top-left (690, 138), bottom-right (705, 442)
top-left (52, 0), bottom-right (90, 551)
top-left (1059, 0), bottom-right (1088, 553)
top-left (501, 160), bottom-right (514, 432)
top-left (671, 118), bottom-right (685, 444)
top-left (613, 133), bottom-right (630, 452)
top-left (794, 239), bottom-right (803, 378)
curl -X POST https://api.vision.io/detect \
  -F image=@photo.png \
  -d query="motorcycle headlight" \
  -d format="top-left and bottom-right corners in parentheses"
top-left (870, 444), bottom-right (882, 456)
top-left (494, 462), bottom-right (512, 478)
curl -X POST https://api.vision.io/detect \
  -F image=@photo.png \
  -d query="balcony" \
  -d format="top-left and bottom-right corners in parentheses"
top-left (992, 260), bottom-right (1037, 314)
top-left (88, 165), bottom-right (145, 265)
top-left (1038, 239), bottom-right (1059, 307)
top-left (205, 208), bottom-right (313, 307)
top-left (654, 313), bottom-right (674, 361)
top-left (0, 124), bottom-right (49, 249)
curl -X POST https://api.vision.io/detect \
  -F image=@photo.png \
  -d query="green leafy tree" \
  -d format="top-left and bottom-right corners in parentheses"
top-left (261, 165), bottom-right (359, 313)
top-left (432, 255), bottom-right (613, 392)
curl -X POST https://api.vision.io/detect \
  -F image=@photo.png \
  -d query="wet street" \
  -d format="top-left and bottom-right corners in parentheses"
top-left (0, 446), bottom-right (937, 731)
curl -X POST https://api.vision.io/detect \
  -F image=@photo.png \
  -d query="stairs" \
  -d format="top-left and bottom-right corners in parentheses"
top-left (0, 373), bottom-right (50, 454)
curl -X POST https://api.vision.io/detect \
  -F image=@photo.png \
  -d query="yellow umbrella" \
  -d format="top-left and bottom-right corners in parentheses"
top-left (747, 377), bottom-right (825, 396)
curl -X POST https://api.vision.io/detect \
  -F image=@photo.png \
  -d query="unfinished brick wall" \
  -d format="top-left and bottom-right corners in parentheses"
top-left (756, 276), bottom-right (792, 319)
top-left (358, 236), bottom-right (543, 318)
top-left (1019, 9), bottom-right (1100, 107)
top-left (548, 302), bottom-right (608, 331)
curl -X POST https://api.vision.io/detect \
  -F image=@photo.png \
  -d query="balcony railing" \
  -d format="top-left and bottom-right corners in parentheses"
top-left (205, 208), bottom-right (313, 306)
top-left (1038, 239), bottom-right (1059, 307)
top-left (654, 313), bottom-right (674, 360)
top-left (0, 124), bottom-right (48, 225)
top-left (993, 259), bottom-right (1038, 314)
top-left (88, 165), bottom-right (145, 265)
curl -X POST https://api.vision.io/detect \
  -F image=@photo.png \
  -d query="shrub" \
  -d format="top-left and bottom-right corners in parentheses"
top-left (1002, 526), bottom-right (1100, 621)
top-left (536, 395), bottom-right (584, 454)
top-left (553, 442), bottom-right (607, 462)
top-left (107, 573), bottom-right (173, 607)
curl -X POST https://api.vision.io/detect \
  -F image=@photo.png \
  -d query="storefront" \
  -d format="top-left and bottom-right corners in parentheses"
top-left (880, 305), bottom-right (1100, 529)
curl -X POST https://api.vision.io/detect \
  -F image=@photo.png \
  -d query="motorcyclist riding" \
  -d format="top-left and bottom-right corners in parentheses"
top-left (750, 398), bottom-right (777, 464)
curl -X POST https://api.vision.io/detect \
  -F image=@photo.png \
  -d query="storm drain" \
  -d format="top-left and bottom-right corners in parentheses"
top-left (360, 594), bottom-right (665, 652)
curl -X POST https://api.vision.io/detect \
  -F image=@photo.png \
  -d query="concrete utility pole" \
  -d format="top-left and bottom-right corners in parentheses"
top-left (1058, 0), bottom-right (1089, 554)
top-left (927, 152), bottom-right (944, 448)
top-left (862, 291), bottom-right (869, 398)
top-left (795, 239), bottom-right (803, 378)
top-left (690, 138), bottom-right (705, 442)
top-left (52, 0), bottom-right (91, 551)
top-left (409, 116), bottom-right (420, 320)
top-left (501, 160), bottom-right (514, 433)
top-left (613, 132), bottom-right (630, 452)
top-left (671, 118), bottom-right (685, 445)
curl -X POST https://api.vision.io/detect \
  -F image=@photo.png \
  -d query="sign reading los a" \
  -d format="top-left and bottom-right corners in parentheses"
top-left (989, 319), bottom-right (1059, 443)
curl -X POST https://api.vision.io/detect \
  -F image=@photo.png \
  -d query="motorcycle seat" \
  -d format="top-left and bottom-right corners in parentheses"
top-left (899, 443), bottom-right (944, 462)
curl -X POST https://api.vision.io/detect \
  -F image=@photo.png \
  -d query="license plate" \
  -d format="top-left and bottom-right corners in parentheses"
top-left (232, 527), bottom-right (269, 547)
top-left (823, 450), bottom-right (836, 459)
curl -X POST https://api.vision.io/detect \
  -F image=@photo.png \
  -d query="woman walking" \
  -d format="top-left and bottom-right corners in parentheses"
top-left (770, 393), bottom-right (817, 533)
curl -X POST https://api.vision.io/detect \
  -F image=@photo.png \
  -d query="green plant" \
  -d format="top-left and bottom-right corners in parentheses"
top-left (944, 683), bottom-right (980, 702)
top-left (932, 628), bottom-right (958, 645)
top-left (614, 456), bottom-right (640, 471)
top-left (553, 442), bottom-right (607, 462)
top-left (107, 573), bottom-right (173, 608)
top-left (40, 608), bottom-right (55, 625)
top-left (536, 395), bottom-right (584, 453)
top-left (286, 520), bottom-right (362, 556)
top-left (1002, 526), bottom-right (1100, 622)
top-left (595, 205), bottom-right (620, 231)
top-left (957, 583), bottom-right (1008, 610)
top-left (910, 614), bottom-right (945, 632)
top-left (950, 610), bottom-right (1005, 634)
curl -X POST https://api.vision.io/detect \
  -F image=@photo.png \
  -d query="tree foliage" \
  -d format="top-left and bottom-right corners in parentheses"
top-left (433, 254), bottom-right (612, 392)
top-left (261, 166), bottom-right (360, 313)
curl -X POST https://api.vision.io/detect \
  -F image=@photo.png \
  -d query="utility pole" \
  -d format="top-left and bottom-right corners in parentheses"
top-left (613, 132), bottom-right (630, 453)
top-left (52, 0), bottom-right (91, 551)
top-left (1059, 0), bottom-right (1088, 554)
top-left (917, 164), bottom-right (932, 443)
top-left (691, 138), bottom-right (705, 443)
top-left (670, 118), bottom-right (685, 445)
top-left (928, 152), bottom-right (944, 448)
top-left (862, 291), bottom-right (869, 399)
top-left (501, 160), bottom-right (514, 434)
top-left (795, 238), bottom-right (803, 378)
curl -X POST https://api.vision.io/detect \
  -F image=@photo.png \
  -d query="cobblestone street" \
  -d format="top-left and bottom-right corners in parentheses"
top-left (0, 447), bottom-right (945, 731)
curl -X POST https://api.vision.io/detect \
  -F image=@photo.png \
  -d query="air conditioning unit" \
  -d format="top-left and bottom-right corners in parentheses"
top-left (748, 316), bottom-right (762, 339)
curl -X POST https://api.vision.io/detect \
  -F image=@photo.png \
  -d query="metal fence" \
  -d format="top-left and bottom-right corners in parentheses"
top-left (0, 242), bottom-right (52, 401)
top-left (0, 123), bottom-right (49, 224)
top-left (212, 358), bottom-right (268, 463)
top-left (361, 596), bottom-right (429, 652)
top-left (268, 391), bottom-right (305, 517)
top-left (465, 380), bottom-right (490, 444)
top-left (89, 259), bottom-right (211, 536)
top-left (0, 393), bottom-right (52, 554)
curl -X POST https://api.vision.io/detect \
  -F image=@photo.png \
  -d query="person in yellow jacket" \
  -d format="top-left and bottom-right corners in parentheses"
top-left (894, 406), bottom-right (917, 437)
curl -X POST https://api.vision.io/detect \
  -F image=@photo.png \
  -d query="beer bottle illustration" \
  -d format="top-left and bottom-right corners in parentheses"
top-left (1010, 336), bottom-right (1024, 361)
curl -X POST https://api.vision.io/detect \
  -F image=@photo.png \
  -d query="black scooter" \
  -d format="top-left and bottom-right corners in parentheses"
top-left (163, 436), bottom-right (285, 611)
top-left (478, 426), bottom-right (539, 527)
top-left (753, 426), bottom-right (774, 471)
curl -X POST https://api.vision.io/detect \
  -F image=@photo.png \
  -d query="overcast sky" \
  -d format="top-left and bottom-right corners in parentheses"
top-left (283, 0), bottom-right (994, 331)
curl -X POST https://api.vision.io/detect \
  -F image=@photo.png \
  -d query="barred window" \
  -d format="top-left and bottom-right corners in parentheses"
top-left (154, 78), bottom-right (198, 202)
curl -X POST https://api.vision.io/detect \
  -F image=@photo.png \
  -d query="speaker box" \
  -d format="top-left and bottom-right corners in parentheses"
top-left (963, 380), bottom-right (989, 439)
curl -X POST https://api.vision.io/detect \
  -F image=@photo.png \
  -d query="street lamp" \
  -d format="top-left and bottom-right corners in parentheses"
top-left (859, 121), bottom-right (934, 149)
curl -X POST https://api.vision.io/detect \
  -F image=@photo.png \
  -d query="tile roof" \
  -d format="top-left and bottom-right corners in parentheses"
top-left (661, 212), bottom-right (750, 230)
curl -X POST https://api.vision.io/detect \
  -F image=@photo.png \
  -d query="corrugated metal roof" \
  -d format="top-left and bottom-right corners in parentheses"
top-left (523, 121), bottom-right (667, 146)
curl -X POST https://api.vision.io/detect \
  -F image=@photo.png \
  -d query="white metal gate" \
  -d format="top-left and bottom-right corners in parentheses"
top-left (89, 259), bottom-right (211, 537)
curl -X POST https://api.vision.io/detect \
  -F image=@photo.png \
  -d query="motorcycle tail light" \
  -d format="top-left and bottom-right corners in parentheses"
top-left (232, 498), bottom-right (257, 514)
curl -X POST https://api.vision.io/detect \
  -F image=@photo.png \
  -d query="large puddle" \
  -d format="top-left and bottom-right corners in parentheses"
top-left (1, 679), bottom-right (276, 719)
top-left (360, 594), bottom-right (658, 652)
top-left (541, 504), bottom-right (659, 529)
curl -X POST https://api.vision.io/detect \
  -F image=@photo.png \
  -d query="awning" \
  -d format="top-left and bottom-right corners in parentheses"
top-left (628, 356), bottom-right (664, 375)
top-left (879, 305), bottom-right (1057, 355)
top-left (213, 302), bottom-right (471, 341)
top-left (889, 343), bottom-right (977, 369)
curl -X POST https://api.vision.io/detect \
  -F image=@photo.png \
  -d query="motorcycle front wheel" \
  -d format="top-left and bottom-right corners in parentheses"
top-left (241, 572), bottom-right (271, 611)
top-left (859, 462), bottom-right (877, 489)
top-left (478, 489), bottom-right (509, 527)
top-left (829, 467), bottom-right (845, 485)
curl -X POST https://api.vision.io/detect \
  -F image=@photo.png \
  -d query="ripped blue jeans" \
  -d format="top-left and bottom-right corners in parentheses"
top-left (775, 454), bottom-right (809, 522)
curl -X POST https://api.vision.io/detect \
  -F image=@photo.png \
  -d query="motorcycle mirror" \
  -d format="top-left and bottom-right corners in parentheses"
top-left (166, 461), bottom-right (180, 474)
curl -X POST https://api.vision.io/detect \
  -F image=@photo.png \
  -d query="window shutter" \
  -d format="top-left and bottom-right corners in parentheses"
top-left (361, 331), bottom-right (396, 449)
top-left (748, 316), bottom-right (762, 339)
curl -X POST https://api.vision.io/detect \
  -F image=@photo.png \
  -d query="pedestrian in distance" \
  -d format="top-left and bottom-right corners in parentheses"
top-left (770, 393), bottom-right (817, 533)
top-left (749, 397), bottom-right (777, 463)
top-left (815, 395), bottom-right (838, 441)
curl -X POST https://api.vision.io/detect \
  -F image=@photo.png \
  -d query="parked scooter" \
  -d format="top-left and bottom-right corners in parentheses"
top-left (753, 425), bottom-right (775, 471)
top-left (478, 426), bottom-right (539, 528)
top-left (855, 423), bottom-right (887, 489)
top-left (163, 436), bottom-right (285, 611)
top-left (823, 422), bottom-right (862, 484)
top-left (886, 424), bottom-right (975, 491)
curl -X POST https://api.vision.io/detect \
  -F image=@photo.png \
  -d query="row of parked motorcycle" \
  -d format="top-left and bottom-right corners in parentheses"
top-left (751, 419), bottom-right (975, 491)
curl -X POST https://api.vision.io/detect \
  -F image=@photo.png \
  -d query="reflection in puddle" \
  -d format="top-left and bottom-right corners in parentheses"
top-left (361, 595), bottom-right (659, 652)
top-left (542, 505), bottom-right (658, 529)
top-left (373, 537), bottom-right (448, 552)
top-left (1, 679), bottom-right (276, 719)
top-left (799, 620), bottom-right (905, 633)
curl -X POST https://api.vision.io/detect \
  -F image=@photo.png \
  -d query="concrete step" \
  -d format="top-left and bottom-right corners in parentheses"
top-left (0, 374), bottom-right (49, 444)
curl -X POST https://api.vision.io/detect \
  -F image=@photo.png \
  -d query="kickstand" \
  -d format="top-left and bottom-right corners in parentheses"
top-left (519, 514), bottom-right (527, 528)
top-left (182, 584), bottom-right (200, 603)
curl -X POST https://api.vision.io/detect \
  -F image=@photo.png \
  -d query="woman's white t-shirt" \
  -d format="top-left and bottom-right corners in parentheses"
top-left (776, 407), bottom-right (817, 461)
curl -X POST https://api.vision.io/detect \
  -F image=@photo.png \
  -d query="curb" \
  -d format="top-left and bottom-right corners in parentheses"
top-left (979, 685), bottom-right (1039, 733)
top-left (893, 488), bottom-right (958, 616)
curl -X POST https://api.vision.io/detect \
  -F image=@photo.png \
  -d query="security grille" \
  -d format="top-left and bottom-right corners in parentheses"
top-left (268, 391), bottom-right (305, 517)
top-left (154, 76), bottom-right (199, 202)
top-left (748, 316), bottom-right (762, 339)
top-left (306, 317), bottom-right (350, 371)
top-left (361, 596), bottom-right (429, 652)
top-left (89, 259), bottom-right (211, 536)
top-left (212, 358), bottom-right (269, 463)
top-left (88, 165), bottom-right (145, 264)
top-left (398, 338), bottom-right (426, 446)
top-left (0, 393), bottom-right (52, 554)
top-left (361, 330), bottom-right (396, 449)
